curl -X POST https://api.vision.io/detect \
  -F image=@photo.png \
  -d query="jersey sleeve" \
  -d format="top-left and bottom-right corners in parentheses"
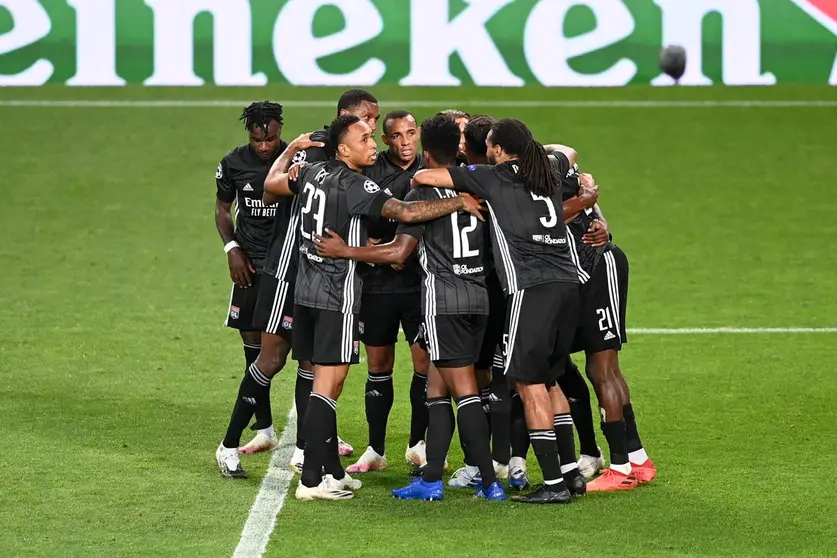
top-left (344, 175), bottom-right (392, 219)
top-left (215, 157), bottom-right (235, 203)
top-left (376, 171), bottom-right (413, 200)
top-left (395, 189), bottom-right (429, 239)
top-left (548, 152), bottom-right (571, 180)
top-left (448, 164), bottom-right (494, 198)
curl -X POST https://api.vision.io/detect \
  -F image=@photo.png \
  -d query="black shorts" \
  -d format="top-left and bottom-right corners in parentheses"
top-left (359, 292), bottom-right (423, 347)
top-left (503, 282), bottom-right (580, 386)
top-left (224, 273), bottom-right (262, 332)
top-left (252, 274), bottom-right (295, 341)
top-left (571, 246), bottom-right (629, 355)
top-left (292, 304), bottom-right (360, 366)
top-left (416, 314), bottom-right (488, 369)
top-left (477, 271), bottom-right (506, 370)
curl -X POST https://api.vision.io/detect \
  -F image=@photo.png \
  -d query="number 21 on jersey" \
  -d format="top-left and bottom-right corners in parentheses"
top-left (300, 182), bottom-right (326, 240)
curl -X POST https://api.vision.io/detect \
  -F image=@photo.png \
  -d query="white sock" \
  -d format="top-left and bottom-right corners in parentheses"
top-left (611, 462), bottom-right (632, 475)
top-left (560, 462), bottom-right (579, 474)
top-left (258, 424), bottom-right (276, 438)
top-left (628, 448), bottom-right (649, 464)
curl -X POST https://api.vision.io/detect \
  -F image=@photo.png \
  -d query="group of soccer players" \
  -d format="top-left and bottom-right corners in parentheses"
top-left (213, 89), bottom-right (656, 504)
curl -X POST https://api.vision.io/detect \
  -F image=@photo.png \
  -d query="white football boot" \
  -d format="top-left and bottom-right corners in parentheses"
top-left (216, 444), bottom-right (247, 479)
top-left (578, 447), bottom-right (606, 480)
top-left (346, 446), bottom-right (387, 473)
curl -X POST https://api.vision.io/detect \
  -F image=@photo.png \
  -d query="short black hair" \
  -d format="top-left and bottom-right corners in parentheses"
top-left (464, 114), bottom-right (495, 158)
top-left (383, 110), bottom-right (416, 136)
top-left (337, 89), bottom-right (378, 115)
top-left (437, 109), bottom-right (470, 121)
top-left (240, 101), bottom-right (284, 132)
top-left (328, 114), bottom-right (362, 157)
top-left (420, 114), bottom-right (461, 167)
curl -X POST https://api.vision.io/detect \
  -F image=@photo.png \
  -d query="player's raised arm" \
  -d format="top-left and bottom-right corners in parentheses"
top-left (543, 144), bottom-right (578, 166)
top-left (411, 168), bottom-right (455, 188)
top-left (263, 133), bottom-right (325, 204)
top-left (315, 229), bottom-right (418, 266)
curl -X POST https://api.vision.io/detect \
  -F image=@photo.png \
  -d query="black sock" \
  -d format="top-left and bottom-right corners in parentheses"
top-left (480, 387), bottom-right (492, 438)
top-left (250, 362), bottom-right (274, 431)
top-left (623, 403), bottom-right (644, 453)
top-left (510, 390), bottom-right (530, 459)
top-left (553, 413), bottom-right (580, 478)
top-left (529, 429), bottom-right (565, 492)
top-left (456, 395), bottom-right (497, 488)
top-left (408, 371), bottom-right (428, 447)
top-left (222, 364), bottom-right (270, 448)
top-left (243, 343), bottom-right (261, 368)
top-left (558, 360), bottom-right (599, 457)
top-left (294, 367), bottom-right (313, 450)
top-left (601, 418), bottom-right (629, 466)
top-left (423, 397), bottom-right (455, 484)
top-left (325, 408), bottom-right (345, 480)
top-left (489, 372), bottom-right (511, 465)
top-left (365, 371), bottom-right (394, 456)
top-left (301, 393), bottom-right (335, 488)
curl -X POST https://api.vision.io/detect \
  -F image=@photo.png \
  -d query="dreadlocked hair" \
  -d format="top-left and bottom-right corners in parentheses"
top-left (240, 101), bottom-right (284, 132)
top-left (489, 118), bottom-right (558, 197)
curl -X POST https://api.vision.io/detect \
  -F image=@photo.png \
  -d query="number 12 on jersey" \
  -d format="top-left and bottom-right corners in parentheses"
top-left (451, 213), bottom-right (479, 259)
top-left (301, 182), bottom-right (326, 240)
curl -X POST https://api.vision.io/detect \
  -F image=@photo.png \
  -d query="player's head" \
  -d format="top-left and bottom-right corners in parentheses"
top-left (337, 89), bottom-right (380, 135)
top-left (437, 109), bottom-right (470, 159)
top-left (329, 114), bottom-right (378, 171)
top-left (240, 101), bottom-right (284, 160)
top-left (487, 118), bottom-right (558, 197)
top-left (464, 114), bottom-right (496, 164)
top-left (382, 110), bottom-right (419, 166)
top-left (419, 114), bottom-right (461, 169)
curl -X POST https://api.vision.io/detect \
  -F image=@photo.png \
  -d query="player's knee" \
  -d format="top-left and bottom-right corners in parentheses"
top-left (366, 345), bottom-right (395, 372)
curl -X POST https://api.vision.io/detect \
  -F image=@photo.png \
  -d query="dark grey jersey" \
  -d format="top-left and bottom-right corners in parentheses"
top-left (558, 158), bottom-right (614, 283)
top-left (216, 143), bottom-right (286, 269)
top-left (290, 160), bottom-right (392, 313)
top-left (397, 188), bottom-right (489, 315)
top-left (449, 154), bottom-right (579, 294)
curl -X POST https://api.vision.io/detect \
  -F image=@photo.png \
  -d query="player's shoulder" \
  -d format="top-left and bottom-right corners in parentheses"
top-left (294, 129), bottom-right (330, 165)
top-left (219, 144), bottom-right (248, 166)
top-left (404, 185), bottom-right (434, 202)
top-left (339, 170), bottom-right (384, 196)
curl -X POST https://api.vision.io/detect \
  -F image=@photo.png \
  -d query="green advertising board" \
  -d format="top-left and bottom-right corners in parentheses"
top-left (1, 0), bottom-right (836, 87)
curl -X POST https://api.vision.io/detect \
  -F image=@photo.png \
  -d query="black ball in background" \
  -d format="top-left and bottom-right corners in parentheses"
top-left (660, 45), bottom-right (687, 82)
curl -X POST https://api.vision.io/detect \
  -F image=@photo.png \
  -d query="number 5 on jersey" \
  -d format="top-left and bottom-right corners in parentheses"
top-left (530, 192), bottom-right (558, 228)
top-left (301, 182), bottom-right (326, 239)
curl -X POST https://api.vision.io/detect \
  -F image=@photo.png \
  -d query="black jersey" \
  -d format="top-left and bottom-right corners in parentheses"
top-left (448, 154), bottom-right (579, 294)
top-left (397, 188), bottom-right (489, 315)
top-left (364, 150), bottom-right (423, 183)
top-left (360, 169), bottom-right (422, 295)
top-left (262, 195), bottom-right (301, 281)
top-left (216, 142), bottom-right (287, 269)
top-left (558, 157), bottom-right (614, 283)
top-left (292, 129), bottom-right (330, 165)
top-left (290, 160), bottom-right (392, 313)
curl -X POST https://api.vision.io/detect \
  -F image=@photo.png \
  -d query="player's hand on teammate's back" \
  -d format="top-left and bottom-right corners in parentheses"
top-left (459, 193), bottom-right (486, 221)
top-left (583, 220), bottom-right (609, 247)
top-left (228, 248), bottom-right (255, 288)
top-left (290, 132), bottom-right (326, 152)
top-left (314, 228), bottom-right (349, 259)
top-left (288, 161), bottom-right (307, 182)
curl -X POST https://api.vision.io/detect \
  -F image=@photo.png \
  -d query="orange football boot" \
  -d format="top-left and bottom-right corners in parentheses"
top-left (586, 468), bottom-right (638, 492)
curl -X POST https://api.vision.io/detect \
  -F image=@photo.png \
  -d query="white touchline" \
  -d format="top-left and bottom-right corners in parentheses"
top-left (628, 327), bottom-right (837, 334)
top-left (232, 405), bottom-right (297, 558)
top-left (0, 100), bottom-right (836, 109)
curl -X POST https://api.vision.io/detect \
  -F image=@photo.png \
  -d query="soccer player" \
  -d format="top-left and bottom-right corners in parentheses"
top-left (557, 160), bottom-right (657, 490)
top-left (348, 110), bottom-right (430, 473)
top-left (411, 118), bottom-right (583, 504)
top-left (263, 114), bottom-right (483, 500)
top-left (438, 109), bottom-right (470, 165)
top-left (314, 114), bottom-right (506, 501)
top-left (214, 101), bottom-right (288, 477)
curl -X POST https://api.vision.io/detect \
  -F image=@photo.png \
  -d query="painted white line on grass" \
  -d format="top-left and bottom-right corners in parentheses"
top-left (232, 406), bottom-right (297, 558)
top-left (628, 327), bottom-right (837, 334)
top-left (1, 99), bottom-right (836, 109)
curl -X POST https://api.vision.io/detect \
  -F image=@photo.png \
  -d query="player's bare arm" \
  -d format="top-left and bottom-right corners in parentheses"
top-left (215, 199), bottom-right (255, 288)
top-left (314, 229), bottom-right (418, 266)
top-left (563, 173), bottom-right (599, 224)
top-left (542, 144), bottom-right (578, 166)
top-left (582, 204), bottom-right (610, 247)
top-left (263, 133), bottom-right (324, 204)
top-left (411, 168), bottom-right (455, 188)
top-left (380, 194), bottom-right (484, 223)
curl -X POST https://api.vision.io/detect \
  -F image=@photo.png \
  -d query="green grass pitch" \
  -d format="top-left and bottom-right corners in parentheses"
top-left (1, 85), bottom-right (836, 557)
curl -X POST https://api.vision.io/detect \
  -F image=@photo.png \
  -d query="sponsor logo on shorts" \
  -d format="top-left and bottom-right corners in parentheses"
top-left (532, 234), bottom-right (566, 245)
top-left (282, 315), bottom-right (293, 330)
top-left (229, 305), bottom-right (240, 320)
top-left (453, 263), bottom-right (484, 276)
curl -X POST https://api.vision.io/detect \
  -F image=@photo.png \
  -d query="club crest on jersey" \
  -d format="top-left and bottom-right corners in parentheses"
top-left (216, 163), bottom-right (223, 179)
top-left (292, 150), bottom-right (307, 164)
top-left (229, 305), bottom-right (240, 319)
top-left (282, 316), bottom-right (293, 330)
top-left (363, 180), bottom-right (380, 193)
